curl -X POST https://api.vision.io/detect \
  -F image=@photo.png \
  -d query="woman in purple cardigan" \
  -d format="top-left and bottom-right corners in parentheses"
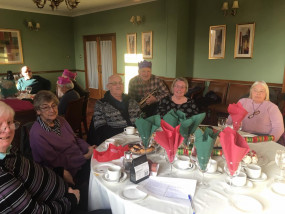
top-left (227, 81), bottom-right (284, 141)
top-left (29, 91), bottom-right (96, 210)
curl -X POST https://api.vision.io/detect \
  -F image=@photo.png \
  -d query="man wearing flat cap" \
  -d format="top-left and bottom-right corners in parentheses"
top-left (128, 60), bottom-right (169, 117)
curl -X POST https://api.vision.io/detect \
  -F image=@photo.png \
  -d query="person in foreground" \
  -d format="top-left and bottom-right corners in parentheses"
top-left (128, 60), bottom-right (169, 117)
top-left (88, 74), bottom-right (140, 146)
top-left (0, 101), bottom-right (80, 213)
top-left (157, 77), bottom-right (199, 118)
top-left (57, 76), bottom-right (80, 115)
top-left (29, 91), bottom-right (95, 210)
top-left (227, 81), bottom-right (284, 141)
top-left (17, 65), bottom-right (51, 94)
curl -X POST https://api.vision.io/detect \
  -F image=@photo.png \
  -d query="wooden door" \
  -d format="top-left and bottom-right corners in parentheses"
top-left (83, 34), bottom-right (117, 99)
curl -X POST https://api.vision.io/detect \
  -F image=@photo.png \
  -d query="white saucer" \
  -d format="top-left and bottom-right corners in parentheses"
top-left (271, 181), bottom-right (285, 196)
top-left (173, 161), bottom-right (195, 171)
top-left (248, 172), bottom-right (267, 182)
top-left (119, 185), bottom-right (148, 201)
top-left (225, 177), bottom-right (254, 189)
top-left (230, 195), bottom-right (263, 212)
top-left (93, 163), bottom-right (114, 174)
top-left (102, 172), bottom-right (127, 183)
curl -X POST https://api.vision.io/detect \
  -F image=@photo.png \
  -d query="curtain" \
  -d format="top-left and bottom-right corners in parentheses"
top-left (100, 40), bottom-right (113, 91)
top-left (86, 41), bottom-right (98, 89)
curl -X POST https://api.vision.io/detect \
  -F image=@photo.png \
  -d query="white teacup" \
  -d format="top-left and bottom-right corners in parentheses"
top-left (207, 159), bottom-right (218, 173)
top-left (245, 164), bottom-right (261, 179)
top-left (106, 165), bottom-right (121, 181)
top-left (176, 156), bottom-right (190, 169)
top-left (105, 138), bottom-right (115, 146)
top-left (124, 126), bottom-right (135, 135)
top-left (232, 172), bottom-right (247, 187)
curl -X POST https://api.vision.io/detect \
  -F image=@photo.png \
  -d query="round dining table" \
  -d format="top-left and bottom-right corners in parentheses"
top-left (88, 132), bottom-right (285, 214)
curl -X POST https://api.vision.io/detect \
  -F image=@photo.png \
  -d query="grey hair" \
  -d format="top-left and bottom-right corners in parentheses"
top-left (33, 90), bottom-right (59, 111)
top-left (249, 81), bottom-right (270, 101)
top-left (0, 101), bottom-right (15, 118)
top-left (171, 77), bottom-right (189, 94)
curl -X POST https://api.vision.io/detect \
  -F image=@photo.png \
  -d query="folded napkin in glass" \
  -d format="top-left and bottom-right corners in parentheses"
top-left (93, 144), bottom-right (129, 162)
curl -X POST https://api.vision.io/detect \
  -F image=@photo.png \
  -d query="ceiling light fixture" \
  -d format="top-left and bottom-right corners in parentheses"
top-left (33, 0), bottom-right (80, 11)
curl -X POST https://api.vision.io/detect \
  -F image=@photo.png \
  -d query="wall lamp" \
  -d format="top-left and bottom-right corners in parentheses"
top-left (130, 16), bottom-right (143, 25)
top-left (221, 0), bottom-right (239, 16)
top-left (25, 20), bottom-right (40, 31)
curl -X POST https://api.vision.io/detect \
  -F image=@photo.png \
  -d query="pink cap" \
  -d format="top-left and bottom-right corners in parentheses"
top-left (57, 76), bottom-right (71, 85)
top-left (62, 69), bottom-right (77, 80)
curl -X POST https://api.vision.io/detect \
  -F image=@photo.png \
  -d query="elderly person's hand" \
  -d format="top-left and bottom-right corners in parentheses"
top-left (146, 95), bottom-right (157, 105)
top-left (63, 170), bottom-right (75, 185)
top-left (68, 187), bottom-right (80, 204)
top-left (84, 145), bottom-right (96, 159)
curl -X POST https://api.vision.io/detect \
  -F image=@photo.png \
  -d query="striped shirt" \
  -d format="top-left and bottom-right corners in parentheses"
top-left (0, 150), bottom-right (77, 213)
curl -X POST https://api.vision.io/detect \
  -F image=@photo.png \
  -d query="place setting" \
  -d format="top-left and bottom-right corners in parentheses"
top-left (101, 165), bottom-right (128, 184)
top-left (172, 155), bottom-right (195, 171)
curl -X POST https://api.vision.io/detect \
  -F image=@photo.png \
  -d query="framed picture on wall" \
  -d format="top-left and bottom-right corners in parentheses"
top-left (0, 29), bottom-right (23, 64)
top-left (234, 23), bottom-right (255, 58)
top-left (209, 25), bottom-right (226, 59)
top-left (127, 33), bottom-right (136, 54)
top-left (142, 31), bottom-right (152, 59)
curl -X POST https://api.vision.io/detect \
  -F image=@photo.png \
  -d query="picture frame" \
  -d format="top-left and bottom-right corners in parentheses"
top-left (126, 33), bottom-right (136, 54)
top-left (234, 23), bottom-right (255, 58)
top-left (142, 31), bottom-right (152, 59)
top-left (0, 29), bottom-right (23, 64)
top-left (209, 25), bottom-right (226, 59)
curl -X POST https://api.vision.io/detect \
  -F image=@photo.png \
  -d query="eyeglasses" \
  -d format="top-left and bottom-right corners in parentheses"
top-left (248, 110), bottom-right (260, 119)
top-left (108, 81), bottom-right (124, 86)
top-left (174, 85), bottom-right (186, 89)
top-left (253, 89), bottom-right (265, 94)
top-left (0, 121), bottom-right (20, 134)
top-left (40, 103), bottom-right (58, 112)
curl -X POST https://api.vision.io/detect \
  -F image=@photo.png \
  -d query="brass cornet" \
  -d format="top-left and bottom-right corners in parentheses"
top-left (139, 88), bottom-right (158, 108)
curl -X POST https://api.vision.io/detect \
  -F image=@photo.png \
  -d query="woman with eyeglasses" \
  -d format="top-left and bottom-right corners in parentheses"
top-left (0, 101), bottom-right (80, 213)
top-left (29, 90), bottom-right (95, 210)
top-left (156, 77), bottom-right (199, 118)
top-left (227, 81), bottom-right (284, 141)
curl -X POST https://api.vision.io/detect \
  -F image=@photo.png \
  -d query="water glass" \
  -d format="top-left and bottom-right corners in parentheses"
top-left (217, 117), bottom-right (226, 130)
top-left (275, 150), bottom-right (285, 181)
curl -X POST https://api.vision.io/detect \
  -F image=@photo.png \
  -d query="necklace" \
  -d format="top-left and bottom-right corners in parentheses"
top-left (248, 102), bottom-right (262, 119)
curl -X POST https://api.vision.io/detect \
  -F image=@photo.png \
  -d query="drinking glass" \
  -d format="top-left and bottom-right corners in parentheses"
top-left (217, 117), bottom-right (227, 130)
top-left (165, 149), bottom-right (175, 175)
top-left (197, 156), bottom-right (210, 188)
top-left (275, 150), bottom-right (285, 181)
top-left (26, 86), bottom-right (32, 94)
top-left (224, 161), bottom-right (241, 192)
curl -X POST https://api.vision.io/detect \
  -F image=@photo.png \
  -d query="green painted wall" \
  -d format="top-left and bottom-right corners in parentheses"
top-left (192, 0), bottom-right (285, 83)
top-left (0, 9), bottom-right (75, 90)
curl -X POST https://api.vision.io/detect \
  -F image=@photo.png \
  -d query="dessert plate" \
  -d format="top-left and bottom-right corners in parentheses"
top-left (248, 172), bottom-right (267, 182)
top-left (119, 186), bottom-right (148, 201)
top-left (230, 195), bottom-right (263, 212)
top-left (102, 172), bottom-right (127, 183)
top-left (173, 161), bottom-right (195, 171)
top-left (271, 182), bottom-right (285, 196)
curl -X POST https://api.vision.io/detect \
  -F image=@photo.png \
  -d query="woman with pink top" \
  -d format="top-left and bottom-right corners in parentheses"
top-left (227, 81), bottom-right (284, 141)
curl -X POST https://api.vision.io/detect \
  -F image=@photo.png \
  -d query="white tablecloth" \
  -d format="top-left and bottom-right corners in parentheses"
top-left (88, 133), bottom-right (285, 214)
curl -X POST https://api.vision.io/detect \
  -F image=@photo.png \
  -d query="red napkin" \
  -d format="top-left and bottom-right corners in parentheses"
top-left (93, 144), bottom-right (129, 162)
top-left (154, 120), bottom-right (184, 162)
top-left (228, 102), bottom-right (248, 131)
top-left (219, 127), bottom-right (250, 175)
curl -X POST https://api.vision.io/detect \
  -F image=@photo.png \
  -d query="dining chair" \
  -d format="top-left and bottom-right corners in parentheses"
top-left (81, 91), bottom-right (90, 135)
top-left (20, 121), bottom-right (35, 160)
top-left (65, 97), bottom-right (84, 138)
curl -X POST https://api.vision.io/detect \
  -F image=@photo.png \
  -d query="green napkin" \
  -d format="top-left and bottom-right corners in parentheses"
top-left (135, 115), bottom-right (161, 148)
top-left (194, 127), bottom-right (216, 170)
top-left (163, 109), bottom-right (186, 127)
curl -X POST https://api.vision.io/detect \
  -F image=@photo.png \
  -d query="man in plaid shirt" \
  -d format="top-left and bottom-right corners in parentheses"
top-left (128, 60), bottom-right (169, 117)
